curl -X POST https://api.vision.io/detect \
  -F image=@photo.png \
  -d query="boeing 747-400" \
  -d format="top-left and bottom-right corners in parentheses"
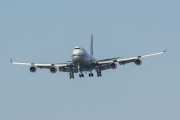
top-left (11, 35), bottom-right (166, 79)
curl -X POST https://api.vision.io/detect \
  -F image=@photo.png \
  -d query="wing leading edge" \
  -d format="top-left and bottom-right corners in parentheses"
top-left (11, 59), bottom-right (69, 67)
top-left (10, 58), bottom-right (76, 73)
top-left (96, 48), bottom-right (167, 65)
top-left (118, 48), bottom-right (167, 65)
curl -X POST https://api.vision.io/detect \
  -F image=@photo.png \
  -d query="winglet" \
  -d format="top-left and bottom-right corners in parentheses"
top-left (163, 47), bottom-right (167, 53)
top-left (10, 58), bottom-right (13, 63)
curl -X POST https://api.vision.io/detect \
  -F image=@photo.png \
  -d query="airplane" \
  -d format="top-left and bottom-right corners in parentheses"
top-left (11, 34), bottom-right (166, 79)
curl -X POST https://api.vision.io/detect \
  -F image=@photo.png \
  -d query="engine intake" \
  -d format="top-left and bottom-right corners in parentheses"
top-left (50, 66), bottom-right (57, 73)
top-left (109, 63), bottom-right (117, 69)
top-left (30, 66), bottom-right (37, 73)
top-left (134, 59), bottom-right (142, 66)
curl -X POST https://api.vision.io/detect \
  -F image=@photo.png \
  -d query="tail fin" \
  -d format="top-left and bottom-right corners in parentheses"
top-left (90, 34), bottom-right (93, 56)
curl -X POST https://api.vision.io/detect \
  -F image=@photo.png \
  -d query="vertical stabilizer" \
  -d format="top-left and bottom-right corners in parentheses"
top-left (90, 34), bottom-right (93, 56)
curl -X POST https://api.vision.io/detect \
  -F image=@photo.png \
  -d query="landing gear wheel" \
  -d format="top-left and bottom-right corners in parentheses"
top-left (89, 73), bottom-right (94, 77)
top-left (97, 71), bottom-right (102, 77)
top-left (79, 74), bottom-right (84, 78)
top-left (91, 73), bottom-right (93, 77)
top-left (69, 73), bottom-right (74, 79)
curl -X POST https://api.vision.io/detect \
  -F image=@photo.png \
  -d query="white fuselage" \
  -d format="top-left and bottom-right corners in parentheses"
top-left (71, 46), bottom-right (96, 69)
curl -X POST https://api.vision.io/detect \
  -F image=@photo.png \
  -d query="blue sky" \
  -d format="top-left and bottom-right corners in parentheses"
top-left (0, 0), bottom-right (179, 120)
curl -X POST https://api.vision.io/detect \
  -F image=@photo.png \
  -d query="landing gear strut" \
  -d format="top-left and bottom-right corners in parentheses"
top-left (97, 71), bottom-right (102, 77)
top-left (69, 73), bottom-right (74, 79)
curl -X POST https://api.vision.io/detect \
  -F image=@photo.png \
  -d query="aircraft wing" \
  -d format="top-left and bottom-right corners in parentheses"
top-left (95, 49), bottom-right (166, 69)
top-left (10, 59), bottom-right (72, 68)
top-left (118, 49), bottom-right (166, 65)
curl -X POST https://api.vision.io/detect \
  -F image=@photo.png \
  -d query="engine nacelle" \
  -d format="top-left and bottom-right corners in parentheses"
top-left (30, 66), bottom-right (37, 73)
top-left (109, 63), bottom-right (117, 69)
top-left (50, 66), bottom-right (57, 73)
top-left (134, 59), bottom-right (142, 66)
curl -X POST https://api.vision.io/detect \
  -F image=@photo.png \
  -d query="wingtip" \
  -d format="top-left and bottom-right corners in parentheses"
top-left (10, 58), bottom-right (13, 63)
top-left (164, 47), bottom-right (167, 52)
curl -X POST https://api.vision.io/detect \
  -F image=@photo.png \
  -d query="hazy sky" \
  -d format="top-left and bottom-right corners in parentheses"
top-left (0, 0), bottom-right (179, 120)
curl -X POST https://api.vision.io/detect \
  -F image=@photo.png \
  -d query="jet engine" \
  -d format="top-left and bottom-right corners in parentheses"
top-left (134, 59), bottom-right (142, 66)
top-left (109, 63), bottom-right (117, 69)
top-left (30, 66), bottom-right (37, 73)
top-left (50, 66), bottom-right (57, 73)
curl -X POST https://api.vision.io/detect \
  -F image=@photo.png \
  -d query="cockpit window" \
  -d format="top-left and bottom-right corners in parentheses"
top-left (75, 48), bottom-right (80, 49)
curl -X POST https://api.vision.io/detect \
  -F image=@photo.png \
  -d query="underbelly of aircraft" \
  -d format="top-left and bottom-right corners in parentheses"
top-left (72, 56), bottom-right (88, 66)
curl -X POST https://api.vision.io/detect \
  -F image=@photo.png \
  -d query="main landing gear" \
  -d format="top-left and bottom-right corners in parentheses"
top-left (69, 73), bottom-right (74, 79)
top-left (89, 73), bottom-right (93, 77)
top-left (97, 71), bottom-right (102, 77)
top-left (79, 72), bottom-right (93, 78)
top-left (79, 73), bottom-right (84, 78)
top-left (69, 71), bottom-right (102, 79)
